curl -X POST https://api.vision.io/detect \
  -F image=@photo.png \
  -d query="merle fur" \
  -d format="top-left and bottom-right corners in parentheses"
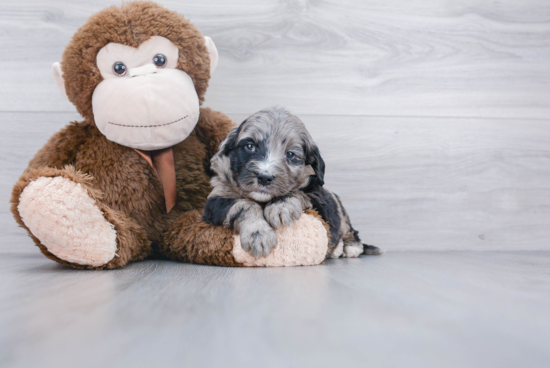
top-left (202, 196), bottom-right (236, 226)
top-left (203, 106), bottom-right (381, 258)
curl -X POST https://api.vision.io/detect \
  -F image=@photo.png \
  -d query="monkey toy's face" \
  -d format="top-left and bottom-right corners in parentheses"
top-left (91, 36), bottom-right (201, 150)
top-left (52, 2), bottom-right (218, 151)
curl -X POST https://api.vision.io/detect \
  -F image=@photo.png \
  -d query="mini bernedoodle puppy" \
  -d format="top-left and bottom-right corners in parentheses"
top-left (203, 106), bottom-right (382, 259)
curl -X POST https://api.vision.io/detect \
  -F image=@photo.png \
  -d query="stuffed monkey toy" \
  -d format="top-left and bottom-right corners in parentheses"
top-left (10, 1), bottom-right (330, 269)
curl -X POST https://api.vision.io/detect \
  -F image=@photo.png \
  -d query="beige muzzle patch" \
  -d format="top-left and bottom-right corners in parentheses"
top-left (91, 36), bottom-right (201, 150)
top-left (92, 68), bottom-right (200, 150)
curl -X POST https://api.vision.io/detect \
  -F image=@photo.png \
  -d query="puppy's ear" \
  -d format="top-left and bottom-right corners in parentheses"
top-left (210, 124), bottom-right (242, 176)
top-left (219, 124), bottom-right (241, 156)
top-left (304, 138), bottom-right (325, 187)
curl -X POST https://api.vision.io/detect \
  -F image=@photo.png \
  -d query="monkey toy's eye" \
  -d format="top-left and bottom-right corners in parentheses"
top-left (245, 143), bottom-right (256, 152)
top-left (112, 62), bottom-right (127, 76)
top-left (286, 152), bottom-right (295, 159)
top-left (153, 54), bottom-right (167, 68)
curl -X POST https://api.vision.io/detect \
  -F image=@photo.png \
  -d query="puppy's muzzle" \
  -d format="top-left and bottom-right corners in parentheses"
top-left (257, 172), bottom-right (274, 186)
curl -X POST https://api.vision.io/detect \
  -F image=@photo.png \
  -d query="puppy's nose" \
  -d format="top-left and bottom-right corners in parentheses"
top-left (257, 173), bottom-right (274, 186)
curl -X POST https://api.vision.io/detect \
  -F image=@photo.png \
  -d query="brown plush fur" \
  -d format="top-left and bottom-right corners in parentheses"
top-left (10, 2), bottom-right (236, 269)
top-left (11, 108), bottom-right (235, 269)
top-left (163, 210), bottom-right (243, 267)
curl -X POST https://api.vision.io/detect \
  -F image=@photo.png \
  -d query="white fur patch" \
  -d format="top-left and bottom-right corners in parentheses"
top-left (18, 177), bottom-right (117, 267)
top-left (344, 243), bottom-right (363, 258)
top-left (248, 191), bottom-right (273, 202)
top-left (257, 153), bottom-right (276, 173)
top-left (233, 213), bottom-right (328, 267)
top-left (331, 240), bottom-right (344, 259)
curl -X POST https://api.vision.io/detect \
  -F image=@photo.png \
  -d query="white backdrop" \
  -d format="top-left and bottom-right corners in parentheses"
top-left (1, 0), bottom-right (549, 251)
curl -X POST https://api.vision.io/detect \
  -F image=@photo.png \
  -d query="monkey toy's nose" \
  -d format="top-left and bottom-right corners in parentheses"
top-left (129, 64), bottom-right (158, 77)
top-left (257, 173), bottom-right (274, 186)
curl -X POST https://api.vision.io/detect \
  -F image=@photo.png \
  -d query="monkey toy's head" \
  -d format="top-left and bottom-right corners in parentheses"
top-left (53, 1), bottom-right (218, 150)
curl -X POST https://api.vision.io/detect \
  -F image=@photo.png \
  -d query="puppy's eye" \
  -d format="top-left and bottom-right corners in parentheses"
top-left (112, 62), bottom-right (127, 76)
top-left (153, 54), bottom-right (167, 68)
top-left (286, 152), bottom-right (295, 159)
top-left (245, 143), bottom-right (256, 152)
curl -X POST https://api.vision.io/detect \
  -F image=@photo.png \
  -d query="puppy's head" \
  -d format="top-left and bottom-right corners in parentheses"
top-left (211, 106), bottom-right (325, 202)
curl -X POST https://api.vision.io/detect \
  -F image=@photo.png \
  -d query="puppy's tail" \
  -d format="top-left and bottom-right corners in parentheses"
top-left (362, 244), bottom-right (384, 255)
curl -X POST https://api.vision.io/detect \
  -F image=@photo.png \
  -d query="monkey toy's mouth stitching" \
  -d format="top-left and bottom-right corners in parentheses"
top-left (108, 115), bottom-right (188, 128)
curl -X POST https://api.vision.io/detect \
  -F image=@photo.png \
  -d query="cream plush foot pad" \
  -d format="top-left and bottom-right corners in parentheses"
top-left (233, 213), bottom-right (328, 267)
top-left (18, 176), bottom-right (117, 266)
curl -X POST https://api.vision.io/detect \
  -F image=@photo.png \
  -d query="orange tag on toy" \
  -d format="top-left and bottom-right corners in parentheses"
top-left (134, 148), bottom-right (177, 213)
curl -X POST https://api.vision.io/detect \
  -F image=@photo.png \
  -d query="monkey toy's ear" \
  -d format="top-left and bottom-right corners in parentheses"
top-left (204, 36), bottom-right (219, 75)
top-left (52, 62), bottom-right (68, 100)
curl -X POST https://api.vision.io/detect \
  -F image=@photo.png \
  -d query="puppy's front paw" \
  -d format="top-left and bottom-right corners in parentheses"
top-left (240, 220), bottom-right (277, 258)
top-left (264, 196), bottom-right (303, 229)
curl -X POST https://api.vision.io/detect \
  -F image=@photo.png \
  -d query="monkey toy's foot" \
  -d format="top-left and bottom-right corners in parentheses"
top-left (18, 176), bottom-right (118, 267)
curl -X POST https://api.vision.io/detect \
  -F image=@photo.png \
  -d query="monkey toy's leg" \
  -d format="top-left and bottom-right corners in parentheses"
top-left (162, 210), bottom-right (244, 267)
top-left (11, 166), bottom-right (151, 270)
top-left (161, 209), bottom-right (331, 267)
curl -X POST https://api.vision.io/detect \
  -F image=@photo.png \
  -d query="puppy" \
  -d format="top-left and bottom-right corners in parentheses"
top-left (203, 106), bottom-right (381, 258)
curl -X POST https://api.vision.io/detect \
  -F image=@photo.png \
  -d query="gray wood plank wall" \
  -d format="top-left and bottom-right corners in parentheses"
top-left (1, 0), bottom-right (549, 251)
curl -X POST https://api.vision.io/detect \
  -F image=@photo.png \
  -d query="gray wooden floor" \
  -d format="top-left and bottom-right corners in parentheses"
top-left (1, 1), bottom-right (550, 366)
top-left (1, 250), bottom-right (549, 368)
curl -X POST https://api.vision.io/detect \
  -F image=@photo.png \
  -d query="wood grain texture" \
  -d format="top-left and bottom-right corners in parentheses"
top-left (0, 251), bottom-right (549, 368)
top-left (2, 3), bottom-right (550, 366)
top-left (2, 112), bottom-right (549, 252)
top-left (0, 0), bottom-right (549, 118)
